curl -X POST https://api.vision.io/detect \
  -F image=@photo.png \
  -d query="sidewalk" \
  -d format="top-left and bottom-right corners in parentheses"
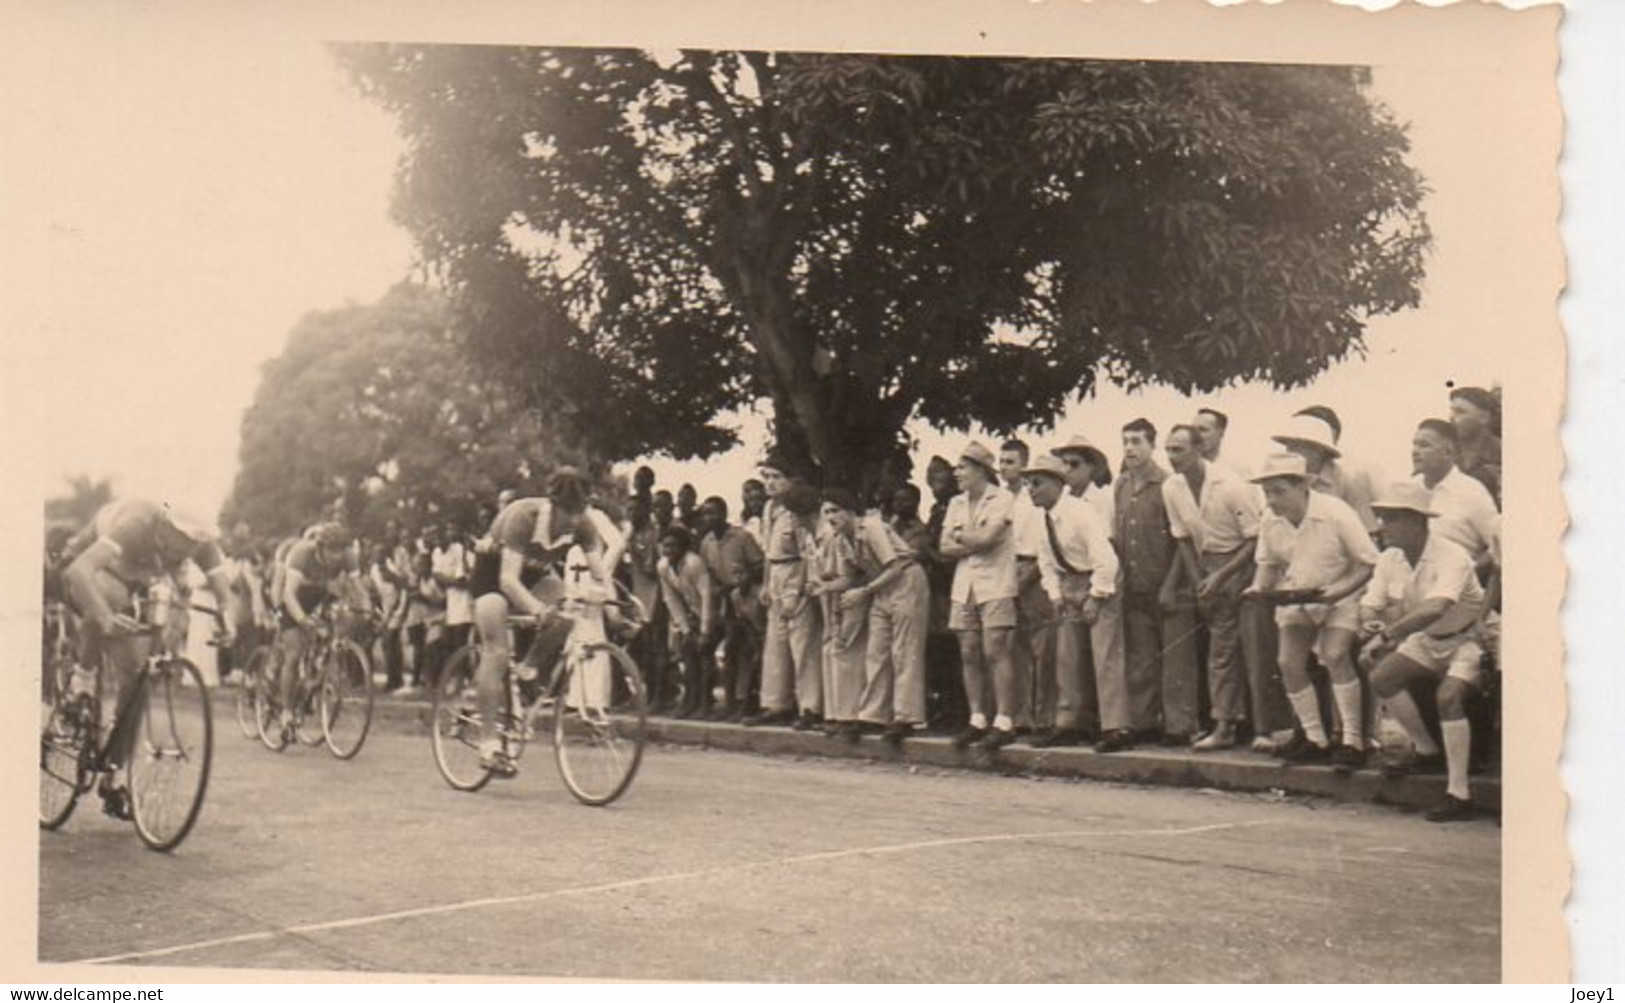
top-left (327, 686), bottom-right (1501, 815)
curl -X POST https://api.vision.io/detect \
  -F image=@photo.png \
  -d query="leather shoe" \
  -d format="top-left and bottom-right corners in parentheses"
top-left (742, 709), bottom-right (793, 728)
top-left (980, 727), bottom-right (1017, 751)
top-left (793, 711), bottom-right (821, 732)
top-left (1093, 729), bottom-right (1136, 754)
top-left (1425, 793), bottom-right (1475, 823)
top-left (1276, 733), bottom-right (1331, 764)
top-left (1330, 744), bottom-right (1368, 773)
top-left (952, 725), bottom-right (988, 750)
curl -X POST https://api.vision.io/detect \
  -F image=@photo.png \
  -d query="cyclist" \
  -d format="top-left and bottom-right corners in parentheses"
top-left (470, 469), bottom-right (623, 776)
top-left (275, 521), bottom-right (355, 742)
top-left (60, 497), bottom-right (236, 818)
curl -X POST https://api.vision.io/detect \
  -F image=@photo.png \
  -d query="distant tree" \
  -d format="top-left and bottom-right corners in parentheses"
top-left (44, 474), bottom-right (115, 531)
top-left (222, 283), bottom-right (585, 540)
top-left (341, 47), bottom-right (1429, 490)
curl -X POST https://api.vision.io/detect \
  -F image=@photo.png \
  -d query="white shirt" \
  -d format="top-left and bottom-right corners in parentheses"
top-left (433, 541), bottom-right (472, 626)
top-left (945, 485), bottom-right (1018, 604)
top-left (1036, 493), bottom-right (1118, 601)
top-left (1417, 467), bottom-right (1500, 564)
top-left (1163, 461), bottom-right (1261, 555)
top-left (1006, 483), bottom-right (1044, 559)
top-left (1255, 491), bottom-right (1380, 592)
top-left (1360, 536), bottom-right (1484, 636)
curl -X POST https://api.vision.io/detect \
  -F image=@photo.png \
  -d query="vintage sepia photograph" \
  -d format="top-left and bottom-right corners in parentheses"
top-left (7, 0), bottom-right (1565, 986)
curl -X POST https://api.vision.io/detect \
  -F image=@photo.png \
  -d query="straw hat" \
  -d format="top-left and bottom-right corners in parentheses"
top-left (958, 441), bottom-right (999, 479)
top-left (1050, 434), bottom-right (1109, 470)
top-left (1369, 482), bottom-right (1438, 518)
top-left (1020, 453), bottom-right (1069, 482)
top-left (1249, 453), bottom-right (1311, 483)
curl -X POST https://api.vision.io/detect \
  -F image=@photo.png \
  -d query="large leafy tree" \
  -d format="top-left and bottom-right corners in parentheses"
top-left (340, 46), bottom-right (1429, 489)
top-left (223, 283), bottom-right (581, 540)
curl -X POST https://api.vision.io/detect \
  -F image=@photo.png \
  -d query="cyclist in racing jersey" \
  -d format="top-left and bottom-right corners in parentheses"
top-left (470, 469), bottom-right (624, 776)
top-left (61, 497), bottom-right (236, 818)
top-left (275, 522), bottom-right (356, 742)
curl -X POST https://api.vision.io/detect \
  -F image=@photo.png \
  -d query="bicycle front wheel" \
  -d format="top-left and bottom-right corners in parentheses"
top-left (430, 644), bottom-right (493, 792)
top-left (255, 649), bottom-right (289, 752)
top-left (552, 642), bottom-right (647, 807)
top-left (321, 639), bottom-right (373, 760)
top-left (39, 682), bottom-right (85, 830)
top-left (236, 645), bottom-right (272, 739)
top-left (128, 658), bottom-right (213, 852)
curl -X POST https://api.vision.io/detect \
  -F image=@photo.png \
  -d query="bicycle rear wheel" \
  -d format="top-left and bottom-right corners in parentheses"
top-left (321, 639), bottom-right (374, 759)
top-left (551, 642), bottom-right (647, 806)
top-left (236, 646), bottom-right (272, 739)
top-left (128, 658), bottom-right (213, 852)
top-left (430, 644), bottom-right (493, 792)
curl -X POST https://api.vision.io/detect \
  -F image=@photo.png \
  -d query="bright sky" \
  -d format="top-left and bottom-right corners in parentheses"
top-left (8, 31), bottom-right (1516, 525)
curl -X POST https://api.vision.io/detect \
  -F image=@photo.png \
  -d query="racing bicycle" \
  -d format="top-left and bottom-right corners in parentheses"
top-left (430, 589), bottom-right (649, 806)
top-left (252, 605), bottom-right (374, 759)
top-left (39, 591), bottom-right (217, 852)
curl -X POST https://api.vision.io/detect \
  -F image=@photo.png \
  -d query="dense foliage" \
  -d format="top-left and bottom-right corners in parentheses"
top-left (341, 46), bottom-right (1429, 488)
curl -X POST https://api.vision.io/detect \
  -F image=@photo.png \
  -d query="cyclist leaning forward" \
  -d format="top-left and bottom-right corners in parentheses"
top-left (60, 497), bottom-right (236, 819)
top-left (471, 469), bottom-right (624, 777)
top-left (275, 522), bottom-right (356, 743)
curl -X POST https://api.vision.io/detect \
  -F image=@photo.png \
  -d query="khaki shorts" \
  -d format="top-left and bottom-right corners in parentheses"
top-left (950, 597), bottom-right (1018, 632)
top-left (1397, 632), bottom-right (1484, 688)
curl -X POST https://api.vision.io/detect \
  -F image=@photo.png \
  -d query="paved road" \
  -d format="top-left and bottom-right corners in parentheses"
top-left (39, 713), bottom-right (1499, 982)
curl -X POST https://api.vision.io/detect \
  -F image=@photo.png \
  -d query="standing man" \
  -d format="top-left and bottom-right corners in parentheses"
top-left (1273, 411), bottom-right (1380, 532)
top-left (922, 456), bottom-right (965, 730)
top-left (1361, 482), bottom-right (1489, 821)
top-left (698, 496), bottom-right (764, 720)
top-left (1115, 419), bottom-right (1200, 744)
top-left (1193, 407), bottom-right (1244, 476)
top-left (997, 439), bottom-right (1048, 737)
top-left (1447, 387), bottom-right (1502, 507)
top-left (741, 478), bottom-right (768, 548)
top-left (745, 451), bottom-right (824, 729)
top-left (843, 488), bottom-right (933, 744)
top-left (1163, 424), bottom-right (1261, 751)
top-left (1025, 453), bottom-right (1122, 750)
top-left (656, 525), bottom-right (716, 719)
top-left (1050, 434), bottom-right (1120, 741)
top-left (624, 493), bottom-right (671, 711)
top-left (1411, 419), bottom-right (1501, 573)
top-left (433, 520), bottom-right (474, 684)
top-left (1248, 454), bottom-right (1381, 769)
top-left (940, 442), bottom-right (1020, 750)
top-left (677, 483), bottom-right (703, 534)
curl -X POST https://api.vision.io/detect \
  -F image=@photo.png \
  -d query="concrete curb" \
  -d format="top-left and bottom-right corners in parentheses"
top-left (213, 687), bottom-right (1501, 814)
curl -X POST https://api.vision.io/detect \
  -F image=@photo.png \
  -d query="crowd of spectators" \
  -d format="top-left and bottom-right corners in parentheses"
top-left (211, 384), bottom-right (1501, 820)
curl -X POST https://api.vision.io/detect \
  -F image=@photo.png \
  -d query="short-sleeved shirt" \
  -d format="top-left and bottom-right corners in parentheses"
top-left (1360, 536), bottom-right (1485, 637)
top-left (944, 486), bottom-right (1018, 604)
top-left (1255, 492), bottom-right (1381, 592)
top-left (1162, 462), bottom-right (1261, 555)
top-left (700, 525), bottom-right (764, 592)
top-left (657, 551), bottom-right (714, 633)
top-left (761, 500), bottom-right (815, 603)
top-left (78, 497), bottom-right (224, 583)
top-left (1417, 467), bottom-right (1501, 565)
top-left (488, 497), bottom-right (622, 567)
top-left (853, 514), bottom-right (918, 579)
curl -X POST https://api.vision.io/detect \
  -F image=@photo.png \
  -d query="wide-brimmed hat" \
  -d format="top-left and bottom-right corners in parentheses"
top-left (958, 441), bottom-right (999, 479)
top-left (1021, 453), bottom-right (1069, 482)
top-left (1050, 434), bottom-right (1109, 470)
top-left (1271, 415), bottom-right (1342, 459)
top-left (1249, 453), bottom-right (1311, 484)
top-left (1370, 481), bottom-right (1438, 518)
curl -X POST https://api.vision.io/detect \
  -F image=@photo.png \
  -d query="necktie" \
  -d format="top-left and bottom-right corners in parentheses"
top-left (1044, 509), bottom-right (1088, 576)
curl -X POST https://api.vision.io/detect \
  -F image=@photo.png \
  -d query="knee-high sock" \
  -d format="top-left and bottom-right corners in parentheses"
top-left (1331, 681), bottom-right (1364, 748)
top-left (1442, 718), bottom-right (1472, 800)
top-left (1287, 688), bottom-right (1328, 745)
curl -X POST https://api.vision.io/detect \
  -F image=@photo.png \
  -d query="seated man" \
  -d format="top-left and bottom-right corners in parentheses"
top-left (1361, 483), bottom-right (1488, 823)
top-left (62, 497), bottom-right (235, 817)
top-left (1247, 454), bottom-right (1380, 770)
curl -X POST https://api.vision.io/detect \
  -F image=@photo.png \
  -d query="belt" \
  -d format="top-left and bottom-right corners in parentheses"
top-left (767, 557), bottom-right (801, 565)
